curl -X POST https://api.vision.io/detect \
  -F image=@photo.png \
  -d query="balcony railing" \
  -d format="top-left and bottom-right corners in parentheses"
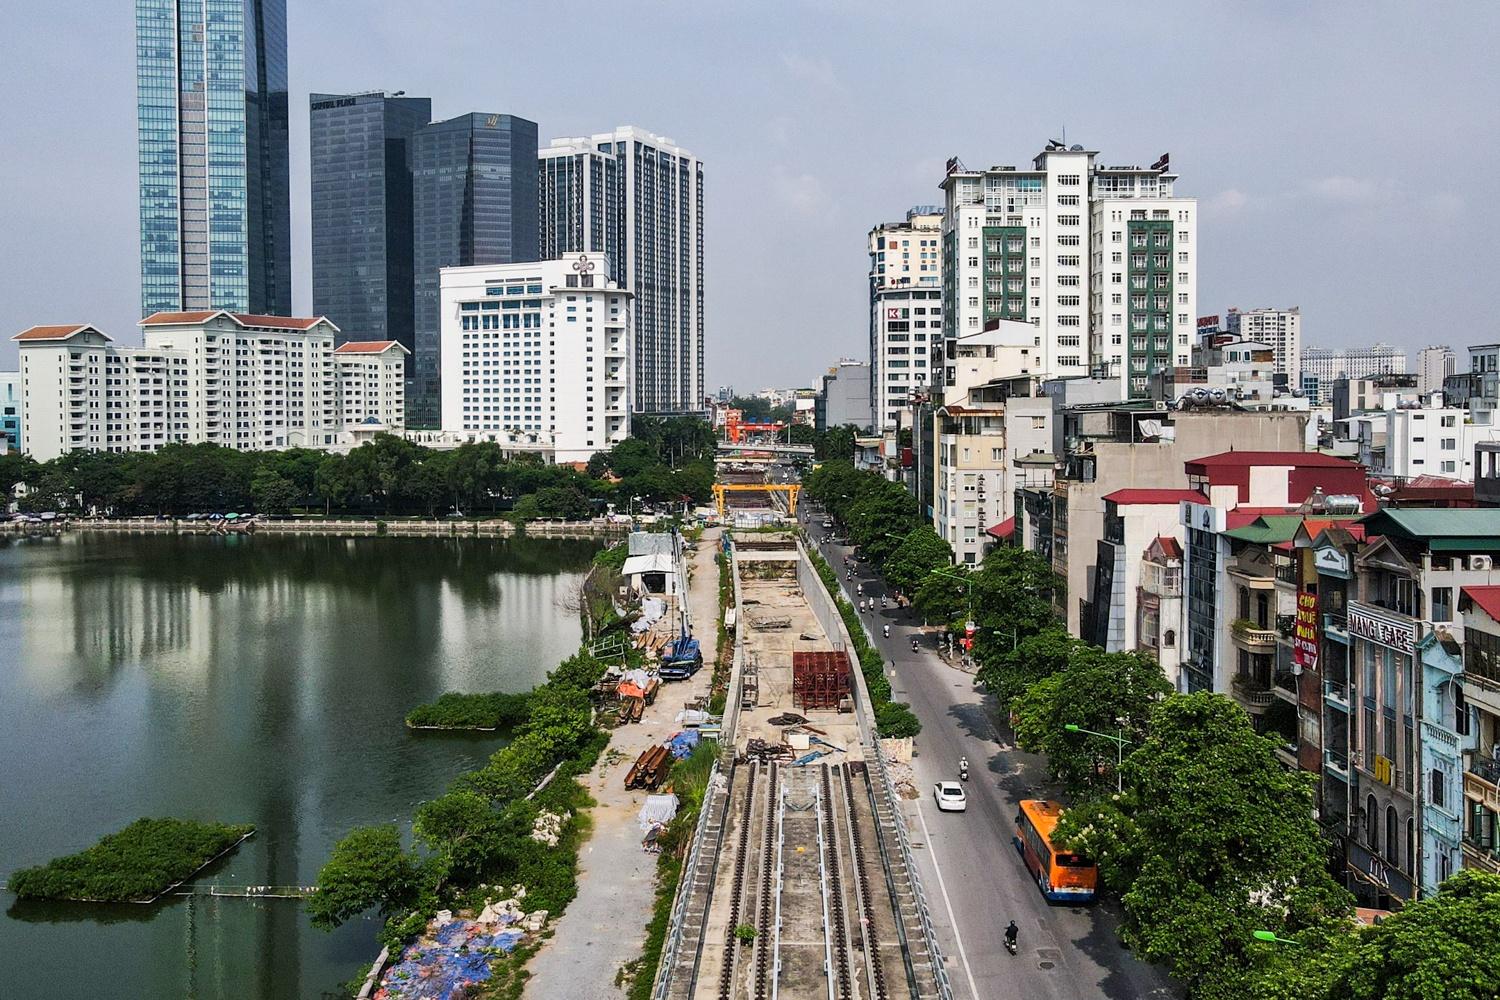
top-left (1325, 677), bottom-right (1350, 706)
top-left (1471, 756), bottom-right (1500, 786)
top-left (1231, 619), bottom-right (1277, 647)
top-left (1231, 675), bottom-right (1275, 709)
top-left (1273, 669), bottom-right (1298, 697)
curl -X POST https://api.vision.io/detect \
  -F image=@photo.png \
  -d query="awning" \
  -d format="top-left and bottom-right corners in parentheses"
top-left (622, 553), bottom-right (675, 576)
top-left (985, 517), bottom-right (1016, 541)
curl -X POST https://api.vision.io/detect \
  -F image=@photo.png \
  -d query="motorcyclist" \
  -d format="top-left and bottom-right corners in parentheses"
top-left (1004, 920), bottom-right (1018, 952)
top-left (882, 624), bottom-right (890, 638)
top-left (857, 583), bottom-right (864, 596)
top-left (959, 755), bottom-right (970, 779)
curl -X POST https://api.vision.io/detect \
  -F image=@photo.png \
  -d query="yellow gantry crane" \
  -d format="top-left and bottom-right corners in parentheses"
top-left (711, 483), bottom-right (800, 521)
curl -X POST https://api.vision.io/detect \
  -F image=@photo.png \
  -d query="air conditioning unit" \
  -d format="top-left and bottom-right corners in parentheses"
top-left (1472, 555), bottom-right (1493, 572)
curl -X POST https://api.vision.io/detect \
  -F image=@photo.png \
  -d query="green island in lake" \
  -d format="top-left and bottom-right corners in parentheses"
top-left (404, 691), bottom-right (533, 731)
top-left (8, 817), bottom-right (255, 903)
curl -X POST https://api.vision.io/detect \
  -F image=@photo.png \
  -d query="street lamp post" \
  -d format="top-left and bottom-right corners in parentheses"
top-left (1063, 723), bottom-right (1132, 794)
top-left (1251, 930), bottom-right (1301, 946)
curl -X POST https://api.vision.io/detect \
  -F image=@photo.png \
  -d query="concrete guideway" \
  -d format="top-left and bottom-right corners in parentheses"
top-left (662, 531), bottom-right (944, 1000)
top-left (805, 520), bottom-right (1179, 1000)
top-left (521, 529), bottom-right (723, 1000)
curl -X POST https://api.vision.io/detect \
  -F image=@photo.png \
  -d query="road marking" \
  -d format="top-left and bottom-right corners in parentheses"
top-left (914, 799), bottom-right (981, 1000)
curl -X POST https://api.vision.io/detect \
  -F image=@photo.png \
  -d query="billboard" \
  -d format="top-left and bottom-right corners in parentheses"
top-left (1293, 591), bottom-right (1319, 670)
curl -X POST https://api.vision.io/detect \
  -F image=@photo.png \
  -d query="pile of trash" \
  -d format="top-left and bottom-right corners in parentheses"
top-left (530, 809), bottom-right (569, 846)
top-left (884, 759), bottom-right (921, 800)
top-left (375, 886), bottom-right (553, 999)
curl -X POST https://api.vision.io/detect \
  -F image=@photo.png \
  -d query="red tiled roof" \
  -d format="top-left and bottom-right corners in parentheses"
top-left (141, 311), bottom-right (330, 331)
top-left (1154, 535), bottom-right (1182, 559)
top-left (1464, 586), bottom-right (1500, 624)
top-left (1102, 488), bottom-right (1205, 505)
top-left (1187, 450), bottom-right (1356, 468)
top-left (12, 324), bottom-right (106, 342)
top-left (333, 340), bottom-right (403, 354)
top-left (986, 517), bottom-right (1015, 540)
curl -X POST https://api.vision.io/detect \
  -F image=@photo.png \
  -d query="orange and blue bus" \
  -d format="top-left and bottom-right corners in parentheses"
top-left (1013, 799), bottom-right (1098, 903)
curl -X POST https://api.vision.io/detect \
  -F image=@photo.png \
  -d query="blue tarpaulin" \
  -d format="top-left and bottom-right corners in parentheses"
top-left (667, 730), bottom-right (701, 759)
top-left (376, 919), bottom-right (526, 999)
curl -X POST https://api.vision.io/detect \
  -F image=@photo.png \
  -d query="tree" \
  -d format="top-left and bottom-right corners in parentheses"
top-left (0, 452), bottom-right (37, 499)
top-left (413, 791), bottom-right (505, 886)
top-left (250, 469), bottom-right (299, 515)
top-left (818, 424), bottom-right (857, 462)
top-left (1011, 647), bottom-right (1170, 796)
top-left (845, 481), bottom-right (919, 563)
top-left (976, 627), bottom-right (1085, 705)
top-left (313, 453), bottom-right (356, 514)
top-left (883, 525), bottom-right (953, 596)
top-left (1058, 693), bottom-right (1353, 995)
top-left (307, 824), bottom-right (421, 930)
top-left (1332, 869), bottom-right (1500, 1000)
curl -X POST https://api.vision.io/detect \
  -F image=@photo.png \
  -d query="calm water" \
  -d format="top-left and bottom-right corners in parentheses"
top-left (0, 531), bottom-right (598, 998)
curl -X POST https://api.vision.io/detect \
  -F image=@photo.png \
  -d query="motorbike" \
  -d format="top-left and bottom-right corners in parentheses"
top-left (882, 624), bottom-right (890, 638)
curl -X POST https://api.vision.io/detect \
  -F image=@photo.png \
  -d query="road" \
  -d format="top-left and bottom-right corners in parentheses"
top-left (805, 517), bottom-right (1177, 1000)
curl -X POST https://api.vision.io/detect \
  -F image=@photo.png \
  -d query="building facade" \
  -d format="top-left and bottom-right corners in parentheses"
top-left (814, 361), bottom-right (872, 434)
top-left (438, 253), bottom-right (632, 463)
top-left (14, 312), bottom-right (345, 461)
top-left (136, 0), bottom-right (291, 317)
top-left (1226, 307), bottom-right (1301, 380)
top-left (334, 340), bottom-right (409, 431)
top-left (1417, 346), bottom-right (1456, 396)
top-left (310, 91), bottom-right (432, 355)
top-left (539, 127), bottom-right (703, 415)
top-left (868, 208), bottom-right (943, 430)
top-left (410, 113), bottom-right (540, 427)
top-left (940, 145), bottom-right (1196, 397)
top-left (0, 372), bottom-right (20, 452)
top-left (1302, 343), bottom-right (1408, 385)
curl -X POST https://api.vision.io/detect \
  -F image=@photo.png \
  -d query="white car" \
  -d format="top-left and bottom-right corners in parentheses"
top-left (933, 781), bottom-right (968, 812)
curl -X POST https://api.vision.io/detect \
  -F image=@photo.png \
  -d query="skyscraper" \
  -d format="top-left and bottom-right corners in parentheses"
top-left (310, 91), bottom-right (431, 354)
top-left (1226, 306), bottom-right (1302, 379)
top-left (868, 208), bottom-right (943, 430)
top-left (135, 0), bottom-right (291, 317)
top-left (540, 127), bottom-right (704, 415)
top-left (408, 113), bottom-right (539, 427)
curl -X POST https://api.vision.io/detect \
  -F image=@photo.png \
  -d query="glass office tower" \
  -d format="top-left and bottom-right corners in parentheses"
top-left (409, 113), bottom-right (539, 427)
top-left (136, 0), bottom-right (291, 317)
top-left (310, 92), bottom-right (432, 352)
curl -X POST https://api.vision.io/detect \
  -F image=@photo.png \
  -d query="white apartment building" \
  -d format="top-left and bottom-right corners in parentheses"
top-left (333, 340), bottom-right (409, 430)
top-left (932, 324), bottom-right (1054, 564)
top-left (539, 127), bottom-right (702, 415)
top-left (1302, 343), bottom-right (1407, 384)
top-left (1226, 306), bottom-right (1301, 379)
top-left (1417, 345), bottom-right (1456, 395)
top-left (438, 253), bottom-right (633, 464)
top-left (15, 312), bottom-right (343, 462)
top-left (868, 208), bottom-right (943, 430)
top-left (1354, 395), bottom-right (1500, 481)
top-left (940, 144), bottom-right (1195, 399)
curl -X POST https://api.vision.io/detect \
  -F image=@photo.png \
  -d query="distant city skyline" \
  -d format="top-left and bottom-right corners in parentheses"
top-left (1, 2), bottom-right (1495, 389)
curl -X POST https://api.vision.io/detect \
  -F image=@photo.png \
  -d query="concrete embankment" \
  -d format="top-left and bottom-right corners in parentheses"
top-left (25, 517), bottom-right (630, 539)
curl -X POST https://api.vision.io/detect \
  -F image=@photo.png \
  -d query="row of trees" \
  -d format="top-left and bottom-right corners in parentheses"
top-left (0, 415), bottom-right (718, 519)
top-left (805, 461), bottom-right (1500, 1000)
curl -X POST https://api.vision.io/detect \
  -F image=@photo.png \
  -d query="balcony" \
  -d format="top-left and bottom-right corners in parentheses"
top-left (1463, 836), bottom-right (1500, 875)
top-left (1467, 757), bottom-right (1500, 815)
top-left (1325, 677), bottom-right (1351, 709)
top-left (1231, 618), bottom-right (1277, 649)
top-left (1273, 669), bottom-right (1299, 704)
top-left (1324, 747), bottom-right (1350, 776)
top-left (1230, 675), bottom-right (1275, 712)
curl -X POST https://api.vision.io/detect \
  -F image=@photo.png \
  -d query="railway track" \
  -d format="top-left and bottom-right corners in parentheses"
top-left (841, 763), bottom-right (891, 1000)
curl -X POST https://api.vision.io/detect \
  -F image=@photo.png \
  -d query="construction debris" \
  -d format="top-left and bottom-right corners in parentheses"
top-left (530, 809), bottom-right (568, 846)
top-left (766, 712), bottom-right (807, 727)
top-left (625, 744), bottom-right (672, 790)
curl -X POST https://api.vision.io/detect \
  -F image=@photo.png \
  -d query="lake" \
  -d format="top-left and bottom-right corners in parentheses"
top-left (0, 531), bottom-right (598, 998)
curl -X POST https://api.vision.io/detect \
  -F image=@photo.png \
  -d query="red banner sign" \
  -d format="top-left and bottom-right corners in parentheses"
top-left (1294, 591), bottom-right (1319, 670)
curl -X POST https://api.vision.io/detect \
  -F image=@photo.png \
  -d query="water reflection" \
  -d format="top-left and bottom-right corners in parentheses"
top-left (0, 532), bottom-right (596, 998)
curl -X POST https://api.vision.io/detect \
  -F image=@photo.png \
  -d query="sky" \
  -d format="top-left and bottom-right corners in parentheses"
top-left (1, 1), bottom-right (1497, 390)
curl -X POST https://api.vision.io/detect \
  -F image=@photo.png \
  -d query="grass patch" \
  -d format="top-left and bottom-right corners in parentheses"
top-left (405, 691), bottom-right (531, 730)
top-left (9, 818), bottom-right (254, 902)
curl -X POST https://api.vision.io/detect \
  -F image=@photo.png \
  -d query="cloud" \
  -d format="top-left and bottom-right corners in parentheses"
top-left (780, 52), bottom-right (843, 93)
top-left (1206, 188), bottom-right (1249, 216)
top-left (772, 167), bottom-right (834, 218)
top-left (1303, 175), bottom-right (1394, 204)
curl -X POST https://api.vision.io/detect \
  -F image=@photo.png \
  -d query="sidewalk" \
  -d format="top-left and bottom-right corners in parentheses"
top-left (522, 527), bottom-right (722, 1000)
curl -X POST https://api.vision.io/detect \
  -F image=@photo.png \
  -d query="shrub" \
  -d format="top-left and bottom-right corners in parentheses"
top-left (405, 691), bottom-right (531, 730)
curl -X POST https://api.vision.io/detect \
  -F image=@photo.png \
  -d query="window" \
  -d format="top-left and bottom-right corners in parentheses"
top-left (1387, 806), bottom-right (1400, 867)
top-left (1057, 214), bottom-right (1081, 226)
top-left (1366, 795), bottom-right (1379, 850)
top-left (1433, 587), bottom-right (1453, 622)
top-left (1057, 255), bottom-right (1080, 267)
top-left (1058, 174), bottom-right (1080, 186)
top-left (1442, 438), bottom-right (1457, 450)
top-left (1163, 629), bottom-right (1175, 647)
top-left (1238, 586), bottom-right (1250, 619)
top-left (1432, 768), bottom-right (1445, 809)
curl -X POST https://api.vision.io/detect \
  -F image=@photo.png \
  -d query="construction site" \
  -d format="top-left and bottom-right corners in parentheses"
top-left (655, 530), bottom-right (947, 1000)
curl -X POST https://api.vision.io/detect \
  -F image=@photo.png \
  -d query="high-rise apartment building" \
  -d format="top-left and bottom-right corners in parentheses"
top-left (334, 341), bottom-right (409, 431)
top-left (1417, 345), bottom-right (1456, 395)
top-left (539, 127), bottom-right (704, 415)
top-left (0, 372), bottom-right (21, 452)
top-left (438, 253), bottom-right (633, 463)
top-left (310, 91), bottom-right (432, 355)
top-left (1226, 306), bottom-right (1301, 379)
top-left (940, 144), bottom-right (1195, 398)
top-left (409, 113), bottom-right (540, 427)
top-left (13, 313), bottom-right (347, 461)
top-left (868, 208), bottom-right (942, 430)
top-left (1300, 343), bottom-right (1407, 384)
top-left (136, 0), bottom-right (291, 317)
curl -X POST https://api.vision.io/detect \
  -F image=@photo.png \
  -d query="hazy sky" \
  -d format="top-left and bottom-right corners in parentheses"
top-left (1, 1), bottom-right (1496, 389)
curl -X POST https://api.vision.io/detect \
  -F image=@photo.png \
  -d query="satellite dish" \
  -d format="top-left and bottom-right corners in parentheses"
top-left (1070, 144), bottom-right (1084, 151)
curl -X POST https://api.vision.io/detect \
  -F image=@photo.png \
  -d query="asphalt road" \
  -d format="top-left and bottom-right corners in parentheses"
top-left (806, 519), bottom-right (1178, 1000)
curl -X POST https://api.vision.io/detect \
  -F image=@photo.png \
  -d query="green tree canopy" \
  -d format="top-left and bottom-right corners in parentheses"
top-left (307, 824), bottom-right (421, 930)
top-left (883, 525), bottom-right (954, 596)
top-left (976, 627), bottom-right (1085, 705)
